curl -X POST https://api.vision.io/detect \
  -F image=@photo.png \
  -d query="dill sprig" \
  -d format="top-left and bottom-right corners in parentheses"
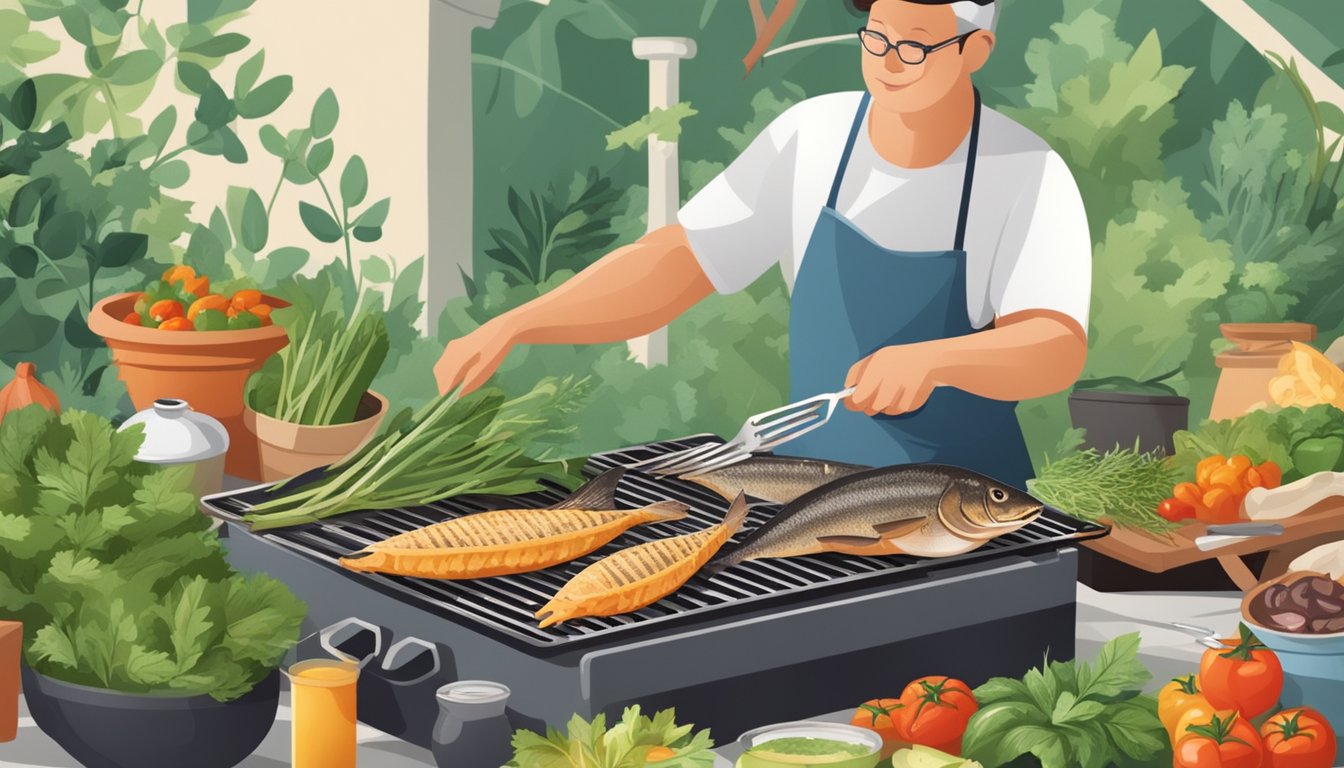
top-left (1027, 443), bottom-right (1182, 534)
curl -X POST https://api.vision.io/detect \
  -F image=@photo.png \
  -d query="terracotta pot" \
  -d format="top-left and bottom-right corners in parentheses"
top-left (1210, 322), bottom-right (1318, 421)
top-left (244, 390), bottom-right (388, 482)
top-left (89, 292), bottom-right (290, 480)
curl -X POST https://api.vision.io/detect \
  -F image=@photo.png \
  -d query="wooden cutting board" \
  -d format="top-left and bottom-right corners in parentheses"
top-left (1082, 498), bottom-right (1344, 590)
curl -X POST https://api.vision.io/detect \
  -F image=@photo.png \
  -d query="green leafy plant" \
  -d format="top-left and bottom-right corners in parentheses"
top-left (1027, 442), bottom-right (1183, 533)
top-left (0, 405), bottom-right (306, 701)
top-left (508, 705), bottom-right (716, 768)
top-left (1172, 404), bottom-right (1344, 482)
top-left (246, 264), bottom-right (390, 426)
top-left (481, 168), bottom-right (623, 288)
top-left (962, 633), bottom-right (1170, 768)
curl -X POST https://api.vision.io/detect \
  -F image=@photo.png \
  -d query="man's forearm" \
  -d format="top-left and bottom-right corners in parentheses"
top-left (926, 312), bottom-right (1087, 401)
top-left (501, 225), bottom-right (714, 345)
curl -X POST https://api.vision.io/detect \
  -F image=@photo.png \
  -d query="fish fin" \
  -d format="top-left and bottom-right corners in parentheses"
top-left (339, 551), bottom-right (377, 572)
top-left (548, 468), bottom-right (625, 510)
top-left (871, 518), bottom-right (927, 538)
top-left (722, 493), bottom-right (750, 535)
top-left (644, 500), bottom-right (690, 522)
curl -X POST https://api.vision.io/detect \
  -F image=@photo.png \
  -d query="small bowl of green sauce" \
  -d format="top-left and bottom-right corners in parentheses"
top-left (735, 721), bottom-right (882, 768)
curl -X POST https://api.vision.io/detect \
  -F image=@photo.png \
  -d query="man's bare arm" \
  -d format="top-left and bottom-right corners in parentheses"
top-left (435, 225), bottom-right (714, 394)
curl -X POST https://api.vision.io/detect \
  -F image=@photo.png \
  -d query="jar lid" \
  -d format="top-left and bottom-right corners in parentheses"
top-left (118, 399), bottom-right (230, 464)
top-left (436, 680), bottom-right (510, 705)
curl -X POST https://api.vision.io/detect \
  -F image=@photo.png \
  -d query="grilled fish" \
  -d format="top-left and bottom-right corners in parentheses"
top-left (340, 469), bottom-right (688, 579)
top-left (680, 455), bottom-right (865, 505)
top-left (706, 465), bottom-right (1043, 573)
top-left (536, 493), bottom-right (750, 627)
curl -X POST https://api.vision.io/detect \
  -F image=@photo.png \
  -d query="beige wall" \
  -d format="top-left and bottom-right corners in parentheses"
top-left (30, 0), bottom-right (431, 281)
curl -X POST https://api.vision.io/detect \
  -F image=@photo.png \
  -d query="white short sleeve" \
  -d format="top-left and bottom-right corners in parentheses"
top-left (989, 151), bottom-right (1093, 333)
top-left (677, 109), bottom-right (800, 294)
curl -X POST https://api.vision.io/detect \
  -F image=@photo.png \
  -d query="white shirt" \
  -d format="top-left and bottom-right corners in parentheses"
top-left (678, 91), bottom-right (1092, 332)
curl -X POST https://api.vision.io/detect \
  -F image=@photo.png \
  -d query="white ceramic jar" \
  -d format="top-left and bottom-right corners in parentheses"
top-left (118, 398), bottom-right (230, 497)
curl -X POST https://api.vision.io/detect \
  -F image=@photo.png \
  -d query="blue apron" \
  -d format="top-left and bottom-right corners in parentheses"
top-left (786, 90), bottom-right (1034, 490)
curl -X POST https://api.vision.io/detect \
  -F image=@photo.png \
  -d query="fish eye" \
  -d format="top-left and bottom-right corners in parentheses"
top-left (990, 488), bottom-right (1007, 503)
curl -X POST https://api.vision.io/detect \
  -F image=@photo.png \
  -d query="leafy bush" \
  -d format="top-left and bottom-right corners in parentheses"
top-left (0, 406), bottom-right (305, 701)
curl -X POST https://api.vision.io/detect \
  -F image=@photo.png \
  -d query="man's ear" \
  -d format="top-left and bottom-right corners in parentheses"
top-left (964, 30), bottom-right (995, 73)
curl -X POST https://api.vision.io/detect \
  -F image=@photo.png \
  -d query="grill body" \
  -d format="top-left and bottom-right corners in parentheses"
top-left (205, 437), bottom-right (1102, 744)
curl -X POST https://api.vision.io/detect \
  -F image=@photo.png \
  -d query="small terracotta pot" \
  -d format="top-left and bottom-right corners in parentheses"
top-left (89, 292), bottom-right (290, 481)
top-left (244, 390), bottom-right (388, 482)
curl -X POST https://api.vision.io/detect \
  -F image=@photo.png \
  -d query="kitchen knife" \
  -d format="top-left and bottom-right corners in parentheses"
top-left (1196, 523), bottom-right (1284, 552)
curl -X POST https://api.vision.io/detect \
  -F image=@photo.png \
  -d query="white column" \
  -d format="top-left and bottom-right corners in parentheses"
top-left (427, 0), bottom-right (501, 331)
top-left (628, 37), bottom-right (697, 368)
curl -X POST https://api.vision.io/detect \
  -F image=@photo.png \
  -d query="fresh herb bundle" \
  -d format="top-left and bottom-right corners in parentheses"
top-left (1027, 443), bottom-right (1182, 533)
top-left (246, 266), bottom-right (390, 426)
top-left (0, 406), bottom-right (306, 701)
top-left (244, 376), bottom-right (590, 530)
top-left (962, 633), bottom-right (1169, 768)
top-left (508, 706), bottom-right (715, 768)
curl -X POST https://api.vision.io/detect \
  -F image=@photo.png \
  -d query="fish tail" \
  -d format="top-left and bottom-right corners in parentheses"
top-left (535, 600), bottom-right (575, 629)
top-left (643, 500), bottom-right (690, 522)
top-left (548, 468), bottom-right (625, 511)
top-left (723, 492), bottom-right (750, 535)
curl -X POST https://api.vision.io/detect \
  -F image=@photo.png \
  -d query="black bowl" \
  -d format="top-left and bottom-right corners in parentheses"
top-left (21, 665), bottom-right (279, 768)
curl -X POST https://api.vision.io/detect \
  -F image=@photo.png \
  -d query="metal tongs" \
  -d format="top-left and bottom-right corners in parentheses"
top-left (1170, 622), bottom-right (1233, 650)
top-left (631, 388), bottom-right (856, 477)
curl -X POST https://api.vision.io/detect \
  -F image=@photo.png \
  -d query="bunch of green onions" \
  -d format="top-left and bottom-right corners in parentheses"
top-left (244, 377), bottom-right (589, 530)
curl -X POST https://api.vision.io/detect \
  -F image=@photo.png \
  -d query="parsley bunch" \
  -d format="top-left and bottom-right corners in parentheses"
top-left (0, 406), bottom-right (306, 701)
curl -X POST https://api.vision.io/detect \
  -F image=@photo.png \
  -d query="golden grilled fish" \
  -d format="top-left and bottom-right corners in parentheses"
top-left (340, 469), bottom-right (687, 579)
top-left (536, 493), bottom-right (750, 627)
top-left (681, 455), bottom-right (865, 504)
top-left (705, 465), bottom-right (1043, 573)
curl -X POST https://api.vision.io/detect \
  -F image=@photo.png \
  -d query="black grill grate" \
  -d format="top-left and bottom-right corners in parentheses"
top-left (202, 437), bottom-right (1107, 649)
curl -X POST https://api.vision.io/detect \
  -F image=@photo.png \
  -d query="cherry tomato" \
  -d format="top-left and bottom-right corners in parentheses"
top-left (248, 303), bottom-right (273, 326)
top-left (1175, 711), bottom-right (1264, 768)
top-left (894, 677), bottom-right (978, 756)
top-left (1208, 465), bottom-right (1246, 493)
top-left (187, 294), bottom-right (230, 321)
top-left (161, 265), bottom-right (196, 284)
top-left (1197, 455), bottom-right (1228, 488)
top-left (180, 275), bottom-right (210, 298)
top-left (157, 316), bottom-right (193, 331)
top-left (121, 312), bottom-right (142, 325)
top-left (1160, 675), bottom-right (1215, 741)
top-left (1246, 462), bottom-right (1282, 491)
top-left (1200, 624), bottom-right (1283, 719)
top-left (231, 289), bottom-right (262, 310)
top-left (1175, 482), bottom-right (1206, 513)
top-left (149, 299), bottom-right (185, 323)
top-left (1261, 708), bottom-right (1336, 768)
top-left (851, 698), bottom-right (904, 757)
top-left (1199, 487), bottom-right (1242, 524)
top-left (1159, 498), bottom-right (1197, 522)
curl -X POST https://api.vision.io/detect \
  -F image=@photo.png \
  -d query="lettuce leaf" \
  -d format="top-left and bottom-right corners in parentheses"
top-left (510, 706), bottom-right (715, 768)
top-left (963, 634), bottom-right (1168, 768)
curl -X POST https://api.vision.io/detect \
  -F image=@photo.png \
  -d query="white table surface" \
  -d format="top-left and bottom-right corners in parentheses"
top-left (1, 585), bottom-right (1239, 767)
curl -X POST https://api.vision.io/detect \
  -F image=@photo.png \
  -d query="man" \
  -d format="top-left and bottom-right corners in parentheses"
top-left (435, 0), bottom-right (1091, 489)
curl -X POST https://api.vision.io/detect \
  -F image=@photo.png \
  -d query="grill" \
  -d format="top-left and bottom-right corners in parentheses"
top-left (205, 437), bottom-right (1106, 746)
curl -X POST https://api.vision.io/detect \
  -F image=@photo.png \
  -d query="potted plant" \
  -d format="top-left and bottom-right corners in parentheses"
top-left (0, 406), bottom-right (306, 768)
top-left (243, 263), bottom-right (392, 481)
top-left (1068, 367), bottom-right (1191, 456)
top-left (88, 267), bottom-right (291, 479)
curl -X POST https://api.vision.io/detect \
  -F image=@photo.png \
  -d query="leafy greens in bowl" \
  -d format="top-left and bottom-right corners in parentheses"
top-left (0, 406), bottom-right (306, 701)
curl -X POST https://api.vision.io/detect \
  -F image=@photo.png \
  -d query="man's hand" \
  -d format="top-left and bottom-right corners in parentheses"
top-left (434, 317), bottom-right (518, 396)
top-left (844, 343), bottom-right (941, 417)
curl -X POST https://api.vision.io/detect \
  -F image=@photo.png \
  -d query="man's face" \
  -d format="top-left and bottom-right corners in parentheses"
top-left (860, 0), bottom-right (995, 114)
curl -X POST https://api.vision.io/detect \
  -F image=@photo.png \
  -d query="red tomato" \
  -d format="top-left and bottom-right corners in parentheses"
top-left (1261, 708), bottom-right (1336, 768)
top-left (894, 677), bottom-right (978, 756)
top-left (1175, 712), bottom-right (1264, 768)
top-left (1159, 497), bottom-right (1197, 522)
top-left (149, 299), bottom-right (184, 323)
top-left (851, 698), bottom-right (903, 757)
top-left (1200, 624), bottom-right (1283, 719)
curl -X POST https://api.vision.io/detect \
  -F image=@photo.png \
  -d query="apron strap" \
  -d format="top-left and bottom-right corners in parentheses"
top-left (826, 92), bottom-right (871, 210)
top-left (953, 88), bottom-right (983, 252)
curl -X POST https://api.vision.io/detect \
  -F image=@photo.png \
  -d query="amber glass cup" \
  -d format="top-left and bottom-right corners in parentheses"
top-left (286, 659), bottom-right (360, 767)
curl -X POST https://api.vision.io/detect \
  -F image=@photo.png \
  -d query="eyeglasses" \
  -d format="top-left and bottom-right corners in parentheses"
top-left (857, 27), bottom-right (975, 65)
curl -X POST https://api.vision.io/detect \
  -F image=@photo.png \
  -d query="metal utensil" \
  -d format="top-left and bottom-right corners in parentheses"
top-left (630, 388), bottom-right (856, 477)
top-left (1196, 523), bottom-right (1285, 552)
top-left (1170, 622), bottom-right (1232, 650)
